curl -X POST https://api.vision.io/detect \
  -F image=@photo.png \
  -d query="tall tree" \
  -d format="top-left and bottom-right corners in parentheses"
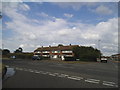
top-left (0, 12), bottom-right (2, 19)
top-left (2, 49), bottom-right (10, 55)
top-left (73, 46), bottom-right (102, 61)
top-left (58, 44), bottom-right (63, 47)
top-left (14, 47), bottom-right (23, 53)
top-left (18, 47), bottom-right (23, 52)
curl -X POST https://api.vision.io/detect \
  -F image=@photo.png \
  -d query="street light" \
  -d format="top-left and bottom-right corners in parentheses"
top-left (2, 44), bottom-right (4, 50)
top-left (98, 39), bottom-right (101, 59)
top-left (98, 40), bottom-right (101, 49)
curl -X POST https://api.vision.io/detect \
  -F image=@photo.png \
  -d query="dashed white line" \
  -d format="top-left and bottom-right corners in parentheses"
top-left (53, 73), bottom-right (59, 75)
top-left (11, 66), bottom-right (118, 87)
top-left (68, 76), bottom-right (83, 81)
top-left (85, 78), bottom-right (100, 84)
top-left (103, 83), bottom-right (115, 87)
top-left (57, 74), bottom-right (67, 78)
top-left (49, 73), bottom-right (56, 76)
top-left (41, 72), bottom-right (50, 74)
top-left (28, 69), bottom-right (32, 71)
top-left (103, 81), bottom-right (116, 84)
top-left (103, 81), bottom-right (117, 87)
top-left (60, 74), bottom-right (69, 77)
top-left (35, 71), bottom-right (41, 73)
top-left (29, 70), bottom-right (34, 72)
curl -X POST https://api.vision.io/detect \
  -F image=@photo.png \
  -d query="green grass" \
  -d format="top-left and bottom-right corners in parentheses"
top-left (0, 63), bottom-right (2, 73)
top-left (43, 59), bottom-right (93, 64)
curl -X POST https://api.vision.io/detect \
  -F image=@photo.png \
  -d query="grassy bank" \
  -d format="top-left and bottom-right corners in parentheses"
top-left (43, 59), bottom-right (95, 64)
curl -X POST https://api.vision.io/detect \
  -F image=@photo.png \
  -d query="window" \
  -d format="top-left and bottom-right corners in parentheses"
top-left (52, 51), bottom-right (60, 53)
top-left (62, 51), bottom-right (72, 53)
top-left (42, 51), bottom-right (50, 53)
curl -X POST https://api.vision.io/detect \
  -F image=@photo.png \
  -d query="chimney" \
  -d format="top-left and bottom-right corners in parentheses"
top-left (69, 44), bottom-right (71, 46)
top-left (42, 46), bottom-right (43, 48)
top-left (49, 45), bottom-right (51, 48)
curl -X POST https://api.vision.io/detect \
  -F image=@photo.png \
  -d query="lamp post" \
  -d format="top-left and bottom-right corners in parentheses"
top-left (2, 44), bottom-right (4, 50)
top-left (98, 39), bottom-right (101, 59)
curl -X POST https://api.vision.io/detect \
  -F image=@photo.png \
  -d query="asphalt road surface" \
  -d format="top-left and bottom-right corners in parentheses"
top-left (2, 59), bottom-right (119, 88)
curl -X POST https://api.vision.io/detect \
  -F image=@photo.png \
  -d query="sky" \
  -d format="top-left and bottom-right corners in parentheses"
top-left (2, 1), bottom-right (119, 56)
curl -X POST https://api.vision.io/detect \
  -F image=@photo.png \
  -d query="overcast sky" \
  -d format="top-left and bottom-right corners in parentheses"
top-left (2, 1), bottom-right (118, 56)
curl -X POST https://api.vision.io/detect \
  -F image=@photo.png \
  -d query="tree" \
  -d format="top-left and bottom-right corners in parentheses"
top-left (0, 12), bottom-right (2, 19)
top-left (18, 47), bottom-right (23, 52)
top-left (2, 49), bottom-right (10, 55)
top-left (58, 44), bottom-right (63, 46)
top-left (73, 46), bottom-right (80, 58)
top-left (73, 46), bottom-right (102, 61)
top-left (14, 47), bottom-right (23, 53)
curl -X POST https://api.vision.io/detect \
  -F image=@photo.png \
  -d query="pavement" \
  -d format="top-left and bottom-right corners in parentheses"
top-left (2, 59), bottom-right (119, 88)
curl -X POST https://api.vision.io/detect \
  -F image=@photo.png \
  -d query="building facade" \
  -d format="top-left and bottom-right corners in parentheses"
top-left (111, 54), bottom-right (120, 61)
top-left (34, 45), bottom-right (79, 60)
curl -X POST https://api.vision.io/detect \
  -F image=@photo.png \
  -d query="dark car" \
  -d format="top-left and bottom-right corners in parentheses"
top-left (32, 55), bottom-right (41, 60)
top-left (2, 64), bottom-right (7, 79)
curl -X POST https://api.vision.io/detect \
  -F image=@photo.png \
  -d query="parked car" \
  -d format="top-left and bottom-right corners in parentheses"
top-left (2, 64), bottom-right (7, 79)
top-left (32, 55), bottom-right (41, 60)
top-left (11, 56), bottom-right (16, 59)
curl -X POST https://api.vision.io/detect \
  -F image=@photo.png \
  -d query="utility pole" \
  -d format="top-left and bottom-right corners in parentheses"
top-left (98, 40), bottom-right (101, 49)
top-left (98, 39), bottom-right (101, 59)
top-left (2, 43), bottom-right (4, 50)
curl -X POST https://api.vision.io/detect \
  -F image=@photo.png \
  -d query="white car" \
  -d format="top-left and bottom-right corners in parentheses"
top-left (101, 58), bottom-right (107, 63)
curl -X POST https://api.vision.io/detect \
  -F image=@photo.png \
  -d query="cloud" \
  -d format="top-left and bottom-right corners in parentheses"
top-left (2, 0), bottom-right (119, 2)
top-left (52, 2), bottom-right (101, 11)
top-left (19, 3), bottom-right (30, 11)
top-left (64, 13), bottom-right (73, 18)
top-left (2, 2), bottom-right (118, 56)
top-left (93, 5), bottom-right (113, 15)
top-left (38, 12), bottom-right (49, 17)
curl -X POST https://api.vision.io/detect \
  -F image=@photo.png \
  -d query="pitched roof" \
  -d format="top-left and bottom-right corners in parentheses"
top-left (34, 45), bottom-right (79, 52)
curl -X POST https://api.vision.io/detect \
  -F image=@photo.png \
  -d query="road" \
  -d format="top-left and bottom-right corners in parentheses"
top-left (2, 59), bottom-right (119, 88)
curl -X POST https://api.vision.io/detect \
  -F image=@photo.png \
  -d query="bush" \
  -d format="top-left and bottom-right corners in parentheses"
top-left (73, 46), bottom-right (102, 62)
top-left (64, 57), bottom-right (76, 61)
top-left (8, 53), bottom-right (34, 59)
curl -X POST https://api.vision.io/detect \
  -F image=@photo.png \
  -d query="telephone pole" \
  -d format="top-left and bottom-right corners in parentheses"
top-left (2, 43), bottom-right (4, 50)
top-left (98, 39), bottom-right (101, 59)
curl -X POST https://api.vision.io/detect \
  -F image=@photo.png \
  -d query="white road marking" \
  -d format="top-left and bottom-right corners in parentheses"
top-left (29, 70), bottom-right (34, 72)
top-left (60, 74), bottom-right (69, 77)
top-left (86, 79), bottom-right (100, 81)
top-left (103, 81), bottom-right (116, 84)
top-left (103, 83), bottom-right (115, 87)
top-left (35, 71), bottom-right (41, 73)
top-left (28, 69), bottom-right (32, 71)
top-left (102, 81), bottom-right (117, 87)
top-left (39, 71), bottom-right (45, 74)
top-left (85, 78), bottom-right (100, 84)
top-left (11, 66), bottom-right (118, 87)
top-left (53, 73), bottom-right (59, 75)
top-left (68, 76), bottom-right (83, 81)
top-left (57, 75), bottom-right (67, 78)
top-left (49, 73), bottom-right (56, 76)
top-left (41, 72), bottom-right (50, 74)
